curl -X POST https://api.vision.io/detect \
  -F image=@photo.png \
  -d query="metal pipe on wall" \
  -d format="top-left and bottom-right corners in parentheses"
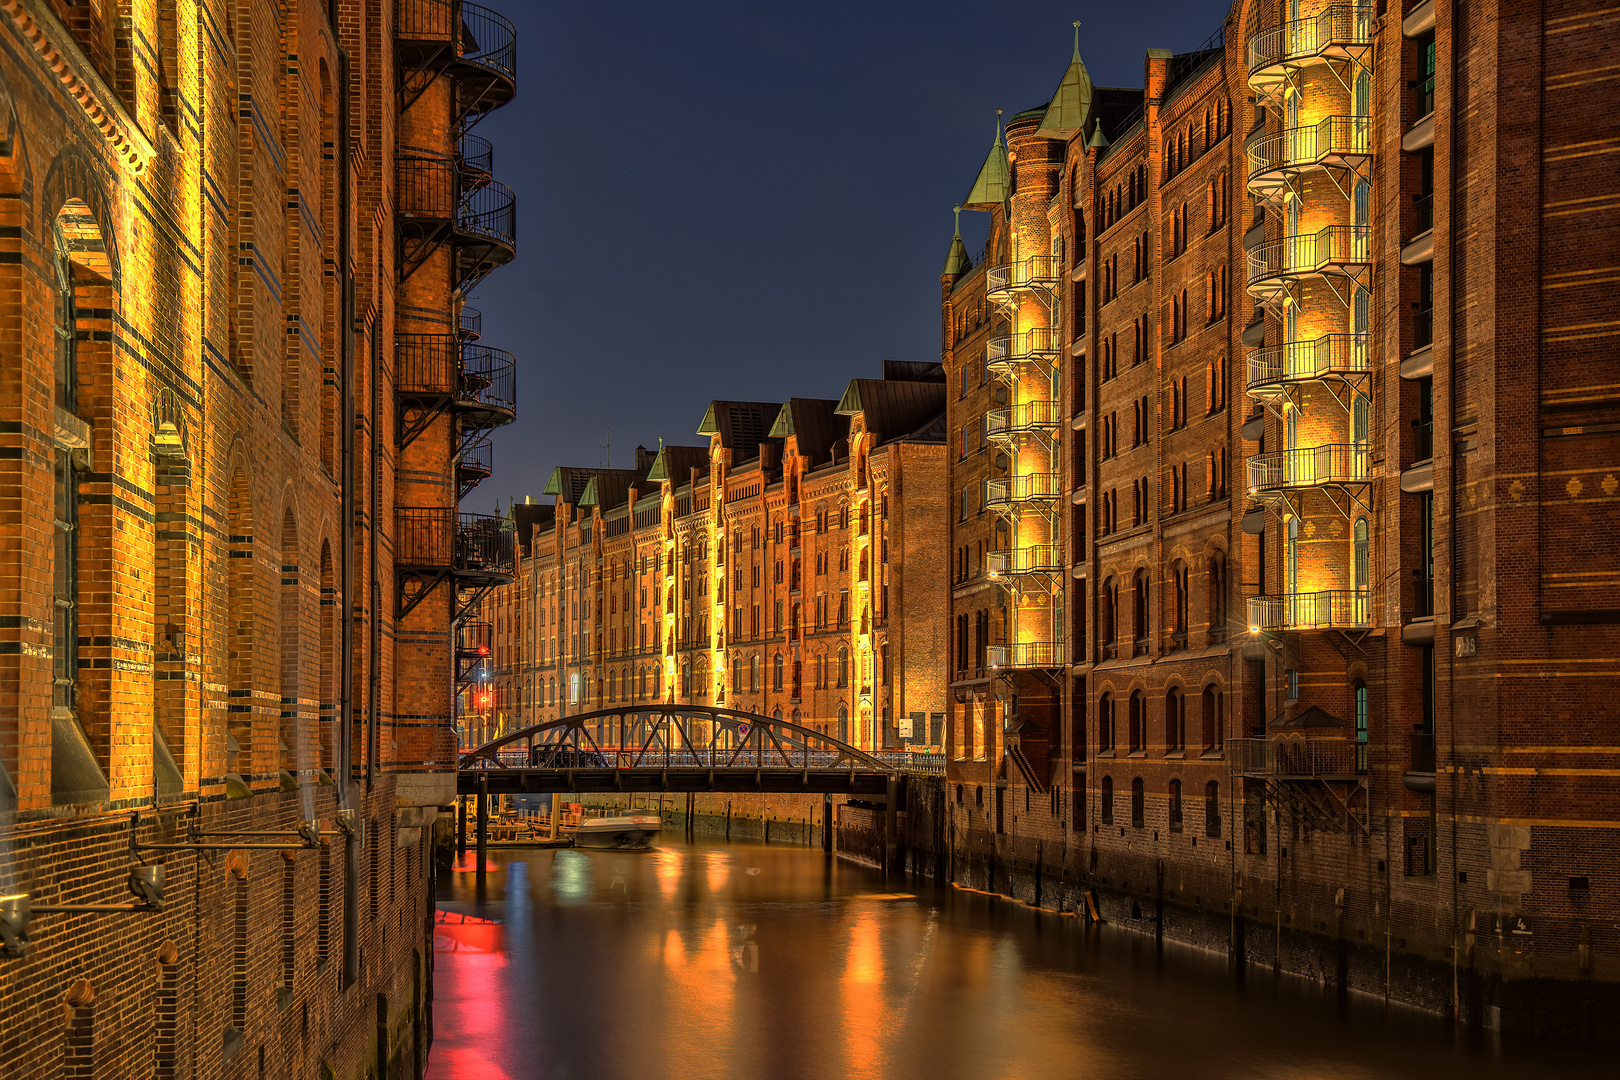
top-left (335, 43), bottom-right (360, 990)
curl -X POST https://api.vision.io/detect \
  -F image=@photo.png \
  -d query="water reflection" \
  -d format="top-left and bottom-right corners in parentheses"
top-left (431, 840), bottom-right (1607, 1080)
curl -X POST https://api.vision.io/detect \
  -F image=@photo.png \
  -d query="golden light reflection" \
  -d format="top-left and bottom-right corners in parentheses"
top-left (655, 917), bottom-right (735, 1072)
top-left (654, 846), bottom-right (682, 901)
top-left (704, 849), bottom-right (730, 893)
top-left (841, 911), bottom-right (885, 1076)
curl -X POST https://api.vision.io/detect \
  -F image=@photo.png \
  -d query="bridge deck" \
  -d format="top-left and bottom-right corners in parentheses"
top-left (457, 767), bottom-right (896, 797)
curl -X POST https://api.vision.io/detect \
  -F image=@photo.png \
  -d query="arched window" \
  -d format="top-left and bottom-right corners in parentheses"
top-left (1128, 690), bottom-right (1145, 751)
top-left (1286, 516), bottom-right (1300, 593)
top-left (750, 654), bottom-right (760, 693)
top-left (1099, 692), bottom-right (1115, 751)
top-left (1207, 552), bottom-right (1228, 641)
top-left (1165, 687), bottom-right (1185, 752)
top-left (1353, 518), bottom-right (1370, 590)
top-left (955, 784), bottom-right (963, 805)
top-left (1132, 568), bottom-right (1150, 649)
top-left (1130, 777), bottom-right (1145, 827)
top-left (1169, 779), bottom-right (1183, 831)
top-left (838, 704), bottom-right (850, 744)
top-left (772, 653), bottom-right (784, 692)
top-left (1100, 576), bottom-right (1117, 659)
top-left (1201, 685), bottom-right (1225, 752)
top-left (1354, 681), bottom-right (1370, 773)
top-left (1100, 776), bottom-right (1114, 825)
top-left (1352, 393), bottom-right (1370, 445)
top-left (772, 707), bottom-right (782, 720)
top-left (1171, 561), bottom-right (1189, 644)
top-left (837, 646), bottom-right (849, 687)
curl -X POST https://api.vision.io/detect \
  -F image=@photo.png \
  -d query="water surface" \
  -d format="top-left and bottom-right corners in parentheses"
top-left (429, 839), bottom-right (1607, 1080)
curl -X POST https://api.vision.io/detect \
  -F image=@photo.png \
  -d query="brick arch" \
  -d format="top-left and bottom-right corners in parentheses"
top-left (43, 146), bottom-right (119, 285)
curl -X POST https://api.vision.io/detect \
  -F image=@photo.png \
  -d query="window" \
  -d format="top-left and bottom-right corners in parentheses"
top-left (1207, 553), bottom-right (1228, 640)
top-left (1132, 568), bottom-right (1150, 651)
top-left (1165, 687), bottom-right (1185, 751)
top-left (1098, 693), bottom-right (1115, 752)
top-left (1201, 685), bottom-right (1224, 751)
top-left (772, 653), bottom-right (783, 691)
top-left (1100, 776), bottom-right (1114, 825)
top-left (1099, 577), bottom-right (1117, 660)
top-left (1353, 517), bottom-right (1370, 590)
top-left (1354, 680), bottom-right (1370, 773)
top-left (1128, 691), bottom-right (1145, 752)
top-left (1130, 777), bottom-right (1145, 828)
top-left (1205, 780), bottom-right (1221, 838)
top-left (837, 646), bottom-right (849, 687)
top-left (1171, 563), bottom-right (1189, 644)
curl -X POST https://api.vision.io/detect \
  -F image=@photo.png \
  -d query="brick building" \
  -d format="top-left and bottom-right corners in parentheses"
top-left (942, 0), bottom-right (1619, 1021)
top-left (0, 0), bottom-right (519, 1074)
top-left (467, 363), bottom-right (950, 755)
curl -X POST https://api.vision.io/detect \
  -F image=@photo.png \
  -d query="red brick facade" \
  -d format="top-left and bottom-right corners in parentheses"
top-left (943, 0), bottom-right (1620, 1015)
top-left (469, 367), bottom-right (950, 756)
top-left (0, 0), bottom-right (519, 1074)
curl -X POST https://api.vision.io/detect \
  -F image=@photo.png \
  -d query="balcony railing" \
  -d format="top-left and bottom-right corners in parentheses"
top-left (1247, 443), bottom-right (1369, 492)
top-left (396, 335), bottom-right (517, 418)
top-left (1246, 114), bottom-right (1372, 186)
top-left (1247, 590), bottom-right (1372, 631)
top-left (1247, 4), bottom-right (1373, 75)
top-left (985, 328), bottom-right (1062, 373)
top-left (1247, 225), bottom-right (1371, 291)
top-left (986, 255), bottom-right (1063, 297)
top-left (987, 642), bottom-right (1062, 670)
top-left (983, 472), bottom-right (1062, 508)
top-left (984, 401), bottom-right (1061, 438)
top-left (458, 132), bottom-right (493, 181)
top-left (396, 508), bottom-right (515, 578)
top-left (986, 544), bottom-right (1063, 576)
top-left (1247, 333), bottom-right (1370, 391)
top-left (1230, 735), bottom-right (1362, 778)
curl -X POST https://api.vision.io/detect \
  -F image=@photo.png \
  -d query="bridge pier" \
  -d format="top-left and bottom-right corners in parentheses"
top-left (884, 775), bottom-right (898, 875)
top-left (476, 774), bottom-right (489, 888)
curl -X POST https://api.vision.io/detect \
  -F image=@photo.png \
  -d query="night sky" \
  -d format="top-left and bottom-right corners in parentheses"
top-left (467, 0), bottom-right (1225, 508)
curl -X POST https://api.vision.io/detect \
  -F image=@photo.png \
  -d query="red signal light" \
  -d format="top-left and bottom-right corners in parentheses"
top-left (478, 646), bottom-right (489, 655)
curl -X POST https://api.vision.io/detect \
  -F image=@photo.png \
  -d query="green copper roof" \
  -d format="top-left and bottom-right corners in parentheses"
top-left (941, 205), bottom-right (970, 276)
top-left (1035, 23), bottom-right (1095, 140)
top-left (962, 111), bottom-right (1011, 210)
top-left (834, 381), bottom-right (863, 417)
top-left (542, 466), bottom-right (566, 496)
top-left (696, 402), bottom-right (720, 435)
top-left (768, 403), bottom-right (794, 438)
top-left (1086, 118), bottom-right (1110, 150)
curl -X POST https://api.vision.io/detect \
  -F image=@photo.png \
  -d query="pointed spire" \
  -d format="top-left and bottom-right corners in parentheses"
top-left (1036, 21), bottom-right (1096, 140)
top-left (941, 205), bottom-right (970, 276)
top-left (962, 110), bottom-right (1011, 210)
top-left (1086, 118), bottom-right (1110, 150)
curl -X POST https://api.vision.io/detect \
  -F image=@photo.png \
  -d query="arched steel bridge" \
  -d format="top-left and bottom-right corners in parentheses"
top-left (457, 706), bottom-right (915, 796)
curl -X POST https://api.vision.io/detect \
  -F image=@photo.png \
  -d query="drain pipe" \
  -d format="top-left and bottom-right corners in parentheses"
top-left (335, 43), bottom-right (360, 989)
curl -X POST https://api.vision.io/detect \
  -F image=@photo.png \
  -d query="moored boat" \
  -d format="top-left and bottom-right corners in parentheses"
top-left (570, 813), bottom-right (661, 849)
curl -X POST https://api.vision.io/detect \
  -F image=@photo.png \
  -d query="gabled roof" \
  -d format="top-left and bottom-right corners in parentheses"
top-left (769, 398), bottom-right (847, 466)
top-left (511, 502), bottom-right (554, 554)
top-left (578, 470), bottom-right (647, 512)
top-left (962, 112), bottom-right (1011, 210)
top-left (881, 359), bottom-right (946, 384)
top-left (544, 465), bottom-right (637, 504)
top-left (835, 379), bottom-right (947, 446)
top-left (696, 400), bottom-right (781, 464)
top-left (1270, 705), bottom-right (1346, 730)
top-left (1035, 23), bottom-right (1095, 140)
top-left (644, 444), bottom-right (709, 484)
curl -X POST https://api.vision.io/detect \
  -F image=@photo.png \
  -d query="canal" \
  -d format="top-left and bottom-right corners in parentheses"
top-left (429, 839), bottom-right (1607, 1079)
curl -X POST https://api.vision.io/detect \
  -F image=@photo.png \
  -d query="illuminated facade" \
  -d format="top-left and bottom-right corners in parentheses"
top-left (944, 0), bottom-right (1620, 1016)
top-left (471, 365), bottom-right (950, 753)
top-left (0, 0), bottom-right (518, 1074)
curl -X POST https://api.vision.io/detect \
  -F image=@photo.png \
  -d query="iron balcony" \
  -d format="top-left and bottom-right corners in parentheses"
top-left (1247, 590), bottom-right (1371, 632)
top-left (1246, 334), bottom-right (1370, 395)
top-left (1246, 225), bottom-right (1371, 298)
top-left (984, 327), bottom-right (1062, 376)
top-left (396, 508), bottom-right (516, 584)
top-left (395, 0), bottom-right (517, 125)
top-left (1229, 735), bottom-right (1364, 779)
top-left (986, 255), bottom-right (1063, 302)
top-left (1247, 443), bottom-right (1369, 493)
top-left (395, 333), bottom-right (517, 448)
top-left (984, 401), bottom-right (1061, 442)
top-left (986, 544), bottom-right (1063, 577)
top-left (983, 472), bottom-right (1062, 509)
top-left (396, 155), bottom-right (517, 293)
top-left (1246, 114), bottom-right (1372, 202)
top-left (1247, 3), bottom-right (1373, 96)
top-left (987, 642), bottom-right (1062, 670)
